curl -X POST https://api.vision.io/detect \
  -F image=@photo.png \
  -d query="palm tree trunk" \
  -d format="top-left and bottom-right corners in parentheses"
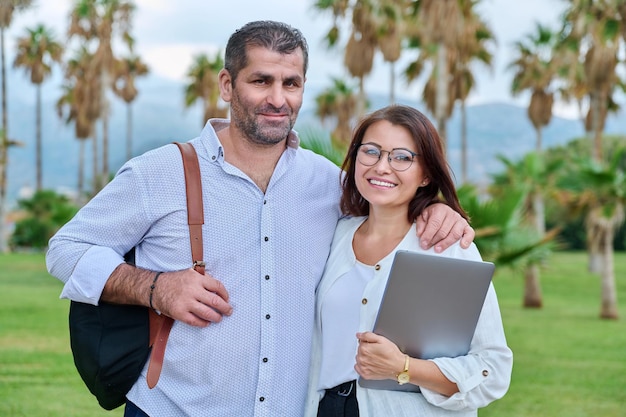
top-left (102, 113), bottom-right (109, 182)
top-left (92, 133), bottom-right (99, 194)
top-left (0, 27), bottom-right (8, 252)
top-left (535, 126), bottom-right (543, 153)
top-left (36, 84), bottom-right (42, 190)
top-left (587, 219), bottom-right (603, 274)
top-left (126, 103), bottom-right (132, 161)
top-left (78, 138), bottom-right (85, 205)
top-left (435, 44), bottom-right (449, 151)
top-left (523, 264), bottom-right (543, 308)
top-left (357, 76), bottom-right (366, 118)
top-left (590, 91), bottom-right (602, 162)
top-left (389, 62), bottom-right (396, 105)
top-left (599, 226), bottom-right (618, 319)
top-left (461, 99), bottom-right (467, 183)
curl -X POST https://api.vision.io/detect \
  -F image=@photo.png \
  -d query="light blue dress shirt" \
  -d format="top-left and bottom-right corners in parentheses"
top-left (46, 119), bottom-right (343, 416)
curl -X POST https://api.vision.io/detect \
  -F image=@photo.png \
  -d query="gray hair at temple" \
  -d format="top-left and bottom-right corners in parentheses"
top-left (224, 20), bottom-right (309, 86)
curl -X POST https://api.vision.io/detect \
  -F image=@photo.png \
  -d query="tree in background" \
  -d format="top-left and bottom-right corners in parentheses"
top-left (409, 0), bottom-right (463, 146)
top-left (315, 77), bottom-right (358, 151)
top-left (557, 149), bottom-right (625, 319)
top-left (57, 46), bottom-right (98, 202)
top-left (10, 189), bottom-right (78, 250)
top-left (0, 0), bottom-right (33, 252)
top-left (112, 54), bottom-right (148, 161)
top-left (67, 0), bottom-right (136, 191)
top-left (450, 0), bottom-right (494, 183)
top-left (490, 152), bottom-right (563, 308)
top-left (556, 0), bottom-right (626, 274)
top-left (508, 22), bottom-right (560, 307)
top-left (13, 23), bottom-right (63, 191)
top-left (184, 51), bottom-right (227, 126)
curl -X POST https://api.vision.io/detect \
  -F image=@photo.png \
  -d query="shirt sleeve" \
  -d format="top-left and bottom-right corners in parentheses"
top-left (46, 162), bottom-right (153, 305)
top-left (419, 243), bottom-right (514, 410)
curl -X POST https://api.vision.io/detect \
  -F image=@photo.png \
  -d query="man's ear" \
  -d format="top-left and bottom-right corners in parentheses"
top-left (218, 68), bottom-right (233, 102)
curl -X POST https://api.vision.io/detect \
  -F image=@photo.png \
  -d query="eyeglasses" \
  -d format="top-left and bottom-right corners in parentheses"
top-left (357, 143), bottom-right (418, 172)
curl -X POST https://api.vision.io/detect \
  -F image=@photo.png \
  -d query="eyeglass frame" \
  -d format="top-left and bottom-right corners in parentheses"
top-left (356, 142), bottom-right (419, 172)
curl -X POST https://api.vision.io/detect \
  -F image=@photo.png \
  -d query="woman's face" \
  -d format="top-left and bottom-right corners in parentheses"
top-left (354, 120), bottom-right (429, 211)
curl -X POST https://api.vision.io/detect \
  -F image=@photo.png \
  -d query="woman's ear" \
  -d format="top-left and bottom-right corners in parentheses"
top-left (420, 178), bottom-right (430, 187)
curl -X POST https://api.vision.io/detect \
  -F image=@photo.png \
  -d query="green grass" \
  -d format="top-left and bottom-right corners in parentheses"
top-left (1, 252), bottom-right (625, 416)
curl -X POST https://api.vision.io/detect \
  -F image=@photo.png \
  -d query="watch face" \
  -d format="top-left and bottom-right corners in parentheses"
top-left (398, 372), bottom-right (410, 385)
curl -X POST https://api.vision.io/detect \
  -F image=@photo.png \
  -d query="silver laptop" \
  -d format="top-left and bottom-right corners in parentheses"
top-left (358, 250), bottom-right (494, 392)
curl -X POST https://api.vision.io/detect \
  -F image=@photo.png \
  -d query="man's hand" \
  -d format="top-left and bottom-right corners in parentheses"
top-left (153, 269), bottom-right (233, 327)
top-left (416, 203), bottom-right (475, 253)
top-left (102, 263), bottom-right (232, 328)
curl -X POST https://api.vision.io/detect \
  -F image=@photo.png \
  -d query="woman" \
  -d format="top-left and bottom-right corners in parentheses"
top-left (305, 105), bottom-right (512, 417)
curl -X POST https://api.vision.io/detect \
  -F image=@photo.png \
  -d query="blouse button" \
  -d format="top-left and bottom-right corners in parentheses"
top-left (362, 298), bottom-right (368, 305)
top-left (482, 370), bottom-right (489, 377)
top-left (374, 264), bottom-right (381, 271)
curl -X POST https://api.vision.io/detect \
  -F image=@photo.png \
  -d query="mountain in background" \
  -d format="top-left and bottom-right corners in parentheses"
top-left (6, 73), bottom-right (626, 207)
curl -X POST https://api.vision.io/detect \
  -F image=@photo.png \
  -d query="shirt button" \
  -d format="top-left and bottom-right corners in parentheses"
top-left (263, 357), bottom-right (268, 363)
top-left (264, 236), bottom-right (269, 242)
top-left (265, 314), bottom-right (270, 319)
top-left (259, 397), bottom-right (265, 402)
top-left (375, 264), bottom-right (381, 271)
top-left (482, 370), bottom-right (489, 377)
top-left (362, 298), bottom-right (368, 305)
top-left (264, 275), bottom-right (270, 280)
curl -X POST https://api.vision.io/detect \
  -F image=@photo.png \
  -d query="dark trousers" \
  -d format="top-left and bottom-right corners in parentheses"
top-left (317, 380), bottom-right (360, 417)
top-left (124, 401), bottom-right (150, 417)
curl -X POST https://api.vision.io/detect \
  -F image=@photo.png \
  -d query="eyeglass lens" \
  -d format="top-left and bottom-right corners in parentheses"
top-left (357, 144), bottom-right (415, 171)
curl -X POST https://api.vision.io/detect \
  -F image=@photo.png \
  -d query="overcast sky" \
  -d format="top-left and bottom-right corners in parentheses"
top-left (6, 0), bottom-right (572, 116)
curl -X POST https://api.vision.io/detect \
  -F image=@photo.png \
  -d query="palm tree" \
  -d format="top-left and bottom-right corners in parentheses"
top-left (13, 23), bottom-right (63, 191)
top-left (558, 0), bottom-right (625, 273)
top-left (313, 0), bottom-right (380, 117)
top-left (183, 52), bottom-right (227, 126)
top-left (508, 23), bottom-right (561, 306)
top-left (0, 0), bottom-right (33, 252)
top-left (490, 152), bottom-right (563, 308)
top-left (457, 183), bottom-right (555, 272)
top-left (315, 77), bottom-right (358, 151)
top-left (373, 0), bottom-right (412, 104)
top-left (558, 150), bottom-right (626, 319)
top-left (451, 1), bottom-right (494, 183)
top-left (58, 46), bottom-right (98, 201)
top-left (112, 54), bottom-right (148, 161)
top-left (410, 0), bottom-right (464, 146)
top-left (68, 0), bottom-right (135, 187)
top-left (560, 0), bottom-right (623, 163)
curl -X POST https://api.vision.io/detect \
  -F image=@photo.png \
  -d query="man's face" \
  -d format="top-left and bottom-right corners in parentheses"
top-left (220, 46), bottom-right (306, 146)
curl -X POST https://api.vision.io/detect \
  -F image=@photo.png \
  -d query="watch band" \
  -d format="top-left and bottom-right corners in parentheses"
top-left (397, 354), bottom-right (411, 385)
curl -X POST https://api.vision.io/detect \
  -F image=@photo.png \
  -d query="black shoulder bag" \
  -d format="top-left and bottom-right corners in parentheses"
top-left (68, 142), bottom-right (205, 410)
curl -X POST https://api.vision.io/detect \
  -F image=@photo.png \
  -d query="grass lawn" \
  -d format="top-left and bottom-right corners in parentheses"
top-left (1, 251), bottom-right (625, 416)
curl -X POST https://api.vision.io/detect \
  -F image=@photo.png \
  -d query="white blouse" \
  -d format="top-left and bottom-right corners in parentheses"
top-left (305, 216), bottom-right (513, 417)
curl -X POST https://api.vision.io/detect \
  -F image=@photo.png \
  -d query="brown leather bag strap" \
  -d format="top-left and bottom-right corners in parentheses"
top-left (146, 142), bottom-right (204, 389)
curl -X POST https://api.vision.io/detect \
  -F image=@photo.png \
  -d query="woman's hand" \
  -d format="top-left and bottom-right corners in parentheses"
top-left (354, 331), bottom-right (405, 380)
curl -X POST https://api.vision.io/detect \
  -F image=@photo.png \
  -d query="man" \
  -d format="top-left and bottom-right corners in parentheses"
top-left (47, 21), bottom-right (474, 417)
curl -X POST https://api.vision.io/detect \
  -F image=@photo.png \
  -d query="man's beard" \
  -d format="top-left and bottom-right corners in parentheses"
top-left (230, 90), bottom-right (298, 146)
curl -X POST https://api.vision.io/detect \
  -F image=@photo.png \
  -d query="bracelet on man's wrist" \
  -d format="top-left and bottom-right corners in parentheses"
top-left (149, 271), bottom-right (163, 311)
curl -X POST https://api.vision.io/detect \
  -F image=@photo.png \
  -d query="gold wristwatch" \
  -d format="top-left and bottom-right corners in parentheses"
top-left (397, 354), bottom-right (410, 385)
